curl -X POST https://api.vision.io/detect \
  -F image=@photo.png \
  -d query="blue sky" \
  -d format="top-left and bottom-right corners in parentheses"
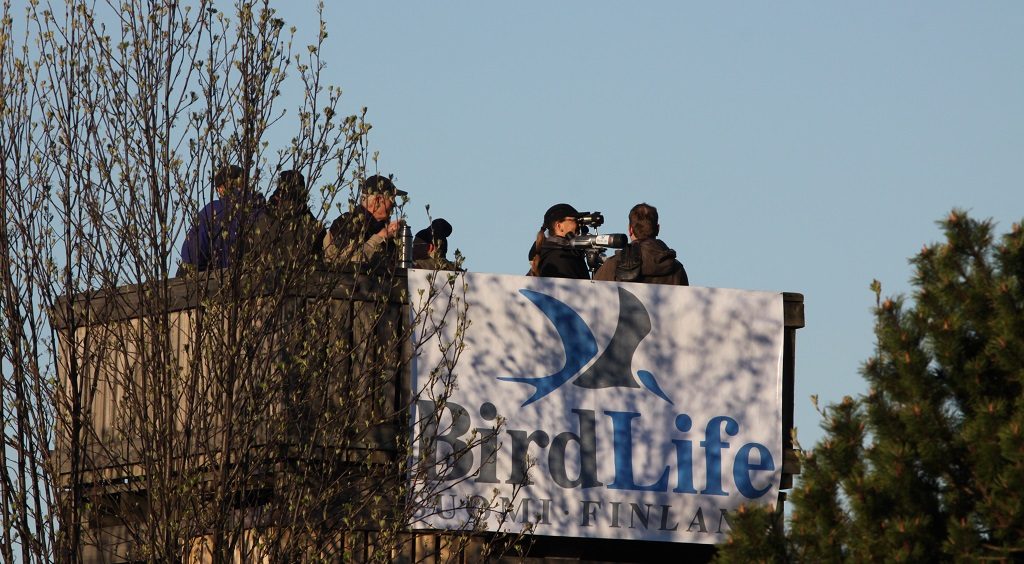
top-left (279, 2), bottom-right (1022, 449)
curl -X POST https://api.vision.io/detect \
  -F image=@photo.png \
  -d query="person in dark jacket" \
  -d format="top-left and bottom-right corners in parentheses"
top-left (255, 170), bottom-right (325, 269)
top-left (412, 218), bottom-right (459, 270)
top-left (178, 164), bottom-right (265, 275)
top-left (323, 174), bottom-right (407, 266)
top-left (528, 203), bottom-right (590, 279)
top-left (594, 202), bottom-right (689, 285)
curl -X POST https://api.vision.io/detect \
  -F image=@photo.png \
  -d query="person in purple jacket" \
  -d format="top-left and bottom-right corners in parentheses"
top-left (177, 165), bottom-right (265, 275)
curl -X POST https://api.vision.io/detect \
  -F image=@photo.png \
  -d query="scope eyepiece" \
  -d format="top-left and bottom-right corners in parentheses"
top-left (575, 211), bottom-right (604, 228)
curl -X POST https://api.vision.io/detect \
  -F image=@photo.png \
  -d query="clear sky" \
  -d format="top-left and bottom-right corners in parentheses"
top-left (278, 2), bottom-right (1022, 449)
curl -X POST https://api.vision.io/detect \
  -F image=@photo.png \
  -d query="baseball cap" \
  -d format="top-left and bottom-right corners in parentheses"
top-left (543, 203), bottom-right (579, 228)
top-left (361, 174), bottom-right (408, 197)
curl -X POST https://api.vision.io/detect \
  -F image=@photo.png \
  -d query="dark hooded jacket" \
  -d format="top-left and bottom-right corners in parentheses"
top-left (529, 235), bottom-right (590, 279)
top-left (253, 195), bottom-right (325, 269)
top-left (594, 237), bottom-right (688, 285)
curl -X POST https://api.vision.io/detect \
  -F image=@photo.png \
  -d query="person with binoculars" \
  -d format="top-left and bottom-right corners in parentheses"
top-left (527, 203), bottom-right (592, 279)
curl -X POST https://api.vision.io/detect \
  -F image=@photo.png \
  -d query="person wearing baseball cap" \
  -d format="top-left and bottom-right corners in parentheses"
top-left (324, 174), bottom-right (407, 266)
top-left (527, 203), bottom-right (589, 279)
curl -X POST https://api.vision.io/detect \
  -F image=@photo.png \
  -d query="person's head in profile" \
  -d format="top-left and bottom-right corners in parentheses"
top-left (528, 203), bottom-right (589, 279)
top-left (213, 164), bottom-right (245, 198)
top-left (361, 174), bottom-right (407, 222)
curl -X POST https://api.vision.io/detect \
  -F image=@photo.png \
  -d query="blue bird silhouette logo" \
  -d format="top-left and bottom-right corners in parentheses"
top-left (498, 287), bottom-right (673, 406)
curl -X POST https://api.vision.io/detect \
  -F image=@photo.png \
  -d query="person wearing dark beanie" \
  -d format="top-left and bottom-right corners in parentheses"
top-left (412, 218), bottom-right (459, 270)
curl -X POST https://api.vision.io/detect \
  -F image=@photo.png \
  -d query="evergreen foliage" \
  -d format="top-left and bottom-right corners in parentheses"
top-left (717, 210), bottom-right (1024, 563)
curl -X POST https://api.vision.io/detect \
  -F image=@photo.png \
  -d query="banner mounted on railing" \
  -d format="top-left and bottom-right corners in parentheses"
top-left (407, 271), bottom-right (784, 545)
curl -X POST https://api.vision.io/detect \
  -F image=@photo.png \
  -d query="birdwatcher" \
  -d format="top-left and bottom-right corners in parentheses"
top-left (412, 218), bottom-right (460, 270)
top-left (323, 174), bottom-right (407, 266)
top-left (254, 169), bottom-right (325, 268)
top-left (528, 203), bottom-right (590, 279)
top-left (177, 164), bottom-right (265, 275)
top-left (594, 202), bottom-right (689, 285)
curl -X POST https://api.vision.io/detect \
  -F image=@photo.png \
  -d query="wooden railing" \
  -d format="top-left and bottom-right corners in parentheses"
top-left (53, 270), bottom-right (410, 489)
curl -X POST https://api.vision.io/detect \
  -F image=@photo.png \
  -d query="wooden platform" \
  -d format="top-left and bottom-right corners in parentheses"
top-left (52, 270), bottom-right (804, 563)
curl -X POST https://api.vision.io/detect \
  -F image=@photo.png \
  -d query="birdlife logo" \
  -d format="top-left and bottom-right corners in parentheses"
top-left (406, 270), bottom-right (785, 543)
top-left (499, 286), bottom-right (673, 406)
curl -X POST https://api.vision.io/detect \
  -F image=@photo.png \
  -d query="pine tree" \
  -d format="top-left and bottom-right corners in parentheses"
top-left (717, 210), bottom-right (1024, 563)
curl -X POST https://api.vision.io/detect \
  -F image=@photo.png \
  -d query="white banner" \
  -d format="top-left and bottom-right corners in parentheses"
top-left (407, 271), bottom-right (784, 544)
